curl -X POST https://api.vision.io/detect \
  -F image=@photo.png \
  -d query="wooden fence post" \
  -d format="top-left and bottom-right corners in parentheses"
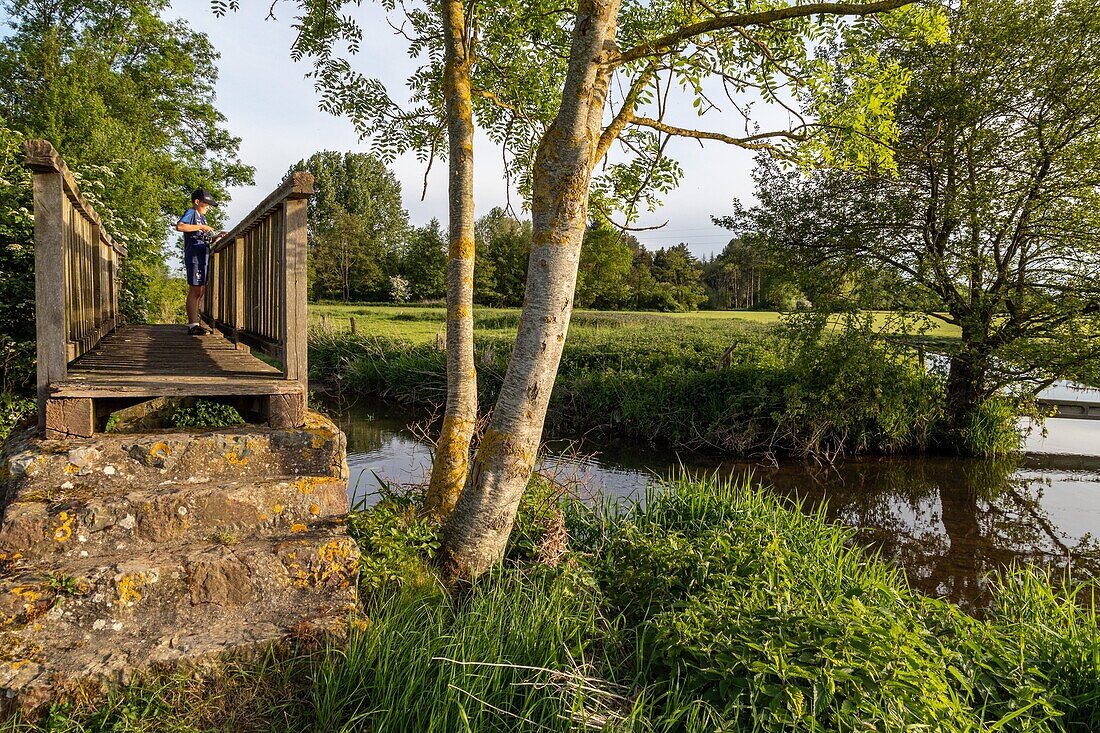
top-left (349, 317), bottom-right (357, 334)
top-left (232, 236), bottom-right (245, 344)
top-left (31, 163), bottom-right (67, 429)
top-left (282, 196), bottom-right (309, 387)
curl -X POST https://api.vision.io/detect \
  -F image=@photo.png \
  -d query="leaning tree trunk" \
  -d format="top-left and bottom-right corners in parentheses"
top-left (423, 0), bottom-right (478, 521)
top-left (439, 0), bottom-right (621, 579)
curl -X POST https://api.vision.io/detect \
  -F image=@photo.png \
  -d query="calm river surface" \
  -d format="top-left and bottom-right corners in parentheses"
top-left (330, 397), bottom-right (1100, 610)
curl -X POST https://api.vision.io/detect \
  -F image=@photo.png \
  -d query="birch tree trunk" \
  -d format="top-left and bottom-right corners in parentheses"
top-left (423, 0), bottom-right (478, 521)
top-left (440, 0), bottom-right (621, 578)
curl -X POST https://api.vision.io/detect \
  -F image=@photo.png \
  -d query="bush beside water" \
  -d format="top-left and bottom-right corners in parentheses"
top-left (165, 400), bottom-right (245, 429)
top-left (311, 311), bottom-right (967, 458)
top-left (22, 476), bottom-right (1098, 731)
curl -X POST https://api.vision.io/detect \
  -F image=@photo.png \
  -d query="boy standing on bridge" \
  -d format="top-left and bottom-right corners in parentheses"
top-left (176, 188), bottom-right (222, 336)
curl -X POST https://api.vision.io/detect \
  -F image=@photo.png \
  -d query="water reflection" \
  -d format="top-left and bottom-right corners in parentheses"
top-left (717, 457), bottom-right (1100, 610)
top-left (329, 400), bottom-right (1100, 610)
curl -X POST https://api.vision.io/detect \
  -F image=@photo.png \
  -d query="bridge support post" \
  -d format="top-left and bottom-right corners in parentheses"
top-left (43, 398), bottom-right (94, 439)
top-left (265, 392), bottom-right (306, 429)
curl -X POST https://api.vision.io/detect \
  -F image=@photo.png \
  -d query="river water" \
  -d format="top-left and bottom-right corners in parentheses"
top-left (331, 397), bottom-right (1100, 610)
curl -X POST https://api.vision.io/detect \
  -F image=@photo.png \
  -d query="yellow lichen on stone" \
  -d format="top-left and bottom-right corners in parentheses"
top-left (225, 451), bottom-right (248, 466)
top-left (312, 539), bottom-right (356, 588)
top-left (289, 523), bottom-right (307, 533)
top-left (53, 512), bottom-right (73, 542)
top-left (273, 504), bottom-right (284, 515)
top-left (11, 586), bottom-right (40, 603)
top-left (309, 504), bottom-right (320, 516)
top-left (64, 464), bottom-right (80, 475)
top-left (294, 476), bottom-right (328, 495)
top-left (150, 442), bottom-right (172, 460)
top-left (116, 574), bottom-right (146, 607)
top-left (350, 618), bottom-right (370, 632)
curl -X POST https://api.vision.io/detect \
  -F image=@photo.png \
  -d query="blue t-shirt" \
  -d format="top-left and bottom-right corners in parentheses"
top-left (178, 207), bottom-right (210, 250)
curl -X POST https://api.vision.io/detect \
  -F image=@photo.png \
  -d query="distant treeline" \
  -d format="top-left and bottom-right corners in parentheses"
top-left (297, 150), bottom-right (910, 313)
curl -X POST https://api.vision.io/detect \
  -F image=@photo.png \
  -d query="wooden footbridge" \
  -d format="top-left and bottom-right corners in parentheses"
top-left (26, 140), bottom-right (313, 438)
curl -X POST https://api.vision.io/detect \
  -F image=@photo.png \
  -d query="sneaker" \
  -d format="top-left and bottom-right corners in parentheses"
top-left (188, 324), bottom-right (207, 336)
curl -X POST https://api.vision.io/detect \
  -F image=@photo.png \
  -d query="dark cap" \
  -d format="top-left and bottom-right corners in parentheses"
top-left (191, 187), bottom-right (218, 207)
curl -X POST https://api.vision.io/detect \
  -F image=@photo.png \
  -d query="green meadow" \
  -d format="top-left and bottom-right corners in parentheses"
top-left (308, 303), bottom-right (962, 343)
top-left (308, 305), bottom-right (991, 458)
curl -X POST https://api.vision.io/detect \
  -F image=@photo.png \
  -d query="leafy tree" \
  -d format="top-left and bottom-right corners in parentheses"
top-left (0, 121), bottom-right (35, 391)
top-left (0, 0), bottom-right (253, 324)
top-left (250, 0), bottom-right (941, 576)
top-left (312, 208), bottom-right (395, 301)
top-left (722, 0), bottom-right (1100, 450)
top-left (275, 0), bottom-right (501, 520)
top-left (575, 224), bottom-right (633, 309)
top-left (437, 0), bottom-right (941, 577)
top-left (290, 151), bottom-right (408, 301)
top-left (474, 208), bottom-right (531, 307)
top-left (651, 243), bottom-right (706, 311)
top-left (402, 219), bottom-right (448, 301)
top-left (702, 237), bottom-right (807, 310)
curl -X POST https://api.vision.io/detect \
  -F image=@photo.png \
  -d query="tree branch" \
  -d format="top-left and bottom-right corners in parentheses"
top-left (593, 65), bottom-right (656, 164)
top-left (613, 0), bottom-right (917, 66)
top-left (629, 116), bottom-right (807, 150)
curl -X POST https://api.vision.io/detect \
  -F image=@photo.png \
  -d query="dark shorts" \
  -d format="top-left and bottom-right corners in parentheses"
top-left (184, 242), bottom-right (209, 286)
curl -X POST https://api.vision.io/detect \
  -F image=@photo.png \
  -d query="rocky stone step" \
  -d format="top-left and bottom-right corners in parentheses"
top-left (0, 521), bottom-right (359, 713)
top-left (0, 475), bottom-right (350, 562)
top-left (2, 413), bottom-right (347, 502)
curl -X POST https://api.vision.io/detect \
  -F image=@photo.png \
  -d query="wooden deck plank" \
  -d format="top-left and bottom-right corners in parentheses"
top-left (53, 324), bottom-right (297, 398)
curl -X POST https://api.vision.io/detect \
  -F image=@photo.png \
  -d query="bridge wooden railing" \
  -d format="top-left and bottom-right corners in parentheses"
top-left (200, 171), bottom-right (314, 388)
top-left (25, 140), bottom-right (127, 426)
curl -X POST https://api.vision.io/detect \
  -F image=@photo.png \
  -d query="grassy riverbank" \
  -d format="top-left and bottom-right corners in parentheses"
top-left (18, 476), bottom-right (1099, 731)
top-left (309, 308), bottom-right (997, 457)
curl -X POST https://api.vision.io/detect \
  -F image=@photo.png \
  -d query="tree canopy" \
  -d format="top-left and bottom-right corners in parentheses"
top-left (721, 0), bottom-right (1100, 445)
top-left (291, 150), bottom-right (408, 301)
top-left (228, 0), bottom-right (949, 575)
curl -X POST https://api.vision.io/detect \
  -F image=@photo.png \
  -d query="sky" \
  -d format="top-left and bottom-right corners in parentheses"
top-left (166, 0), bottom-right (766, 259)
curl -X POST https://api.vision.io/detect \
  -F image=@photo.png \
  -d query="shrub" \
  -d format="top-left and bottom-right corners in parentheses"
top-left (962, 397), bottom-right (1022, 458)
top-left (772, 311), bottom-right (943, 456)
top-left (311, 311), bottom-right (949, 458)
top-left (344, 488), bottom-right (439, 596)
top-left (504, 474), bottom-right (570, 566)
top-left (0, 392), bottom-right (34, 444)
top-left (165, 399), bottom-right (244, 429)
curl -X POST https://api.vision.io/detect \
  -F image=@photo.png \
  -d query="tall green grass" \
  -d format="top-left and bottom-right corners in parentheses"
top-left (15, 476), bottom-right (1096, 732)
top-left (309, 570), bottom-right (619, 733)
top-left (581, 477), bottom-right (1100, 731)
